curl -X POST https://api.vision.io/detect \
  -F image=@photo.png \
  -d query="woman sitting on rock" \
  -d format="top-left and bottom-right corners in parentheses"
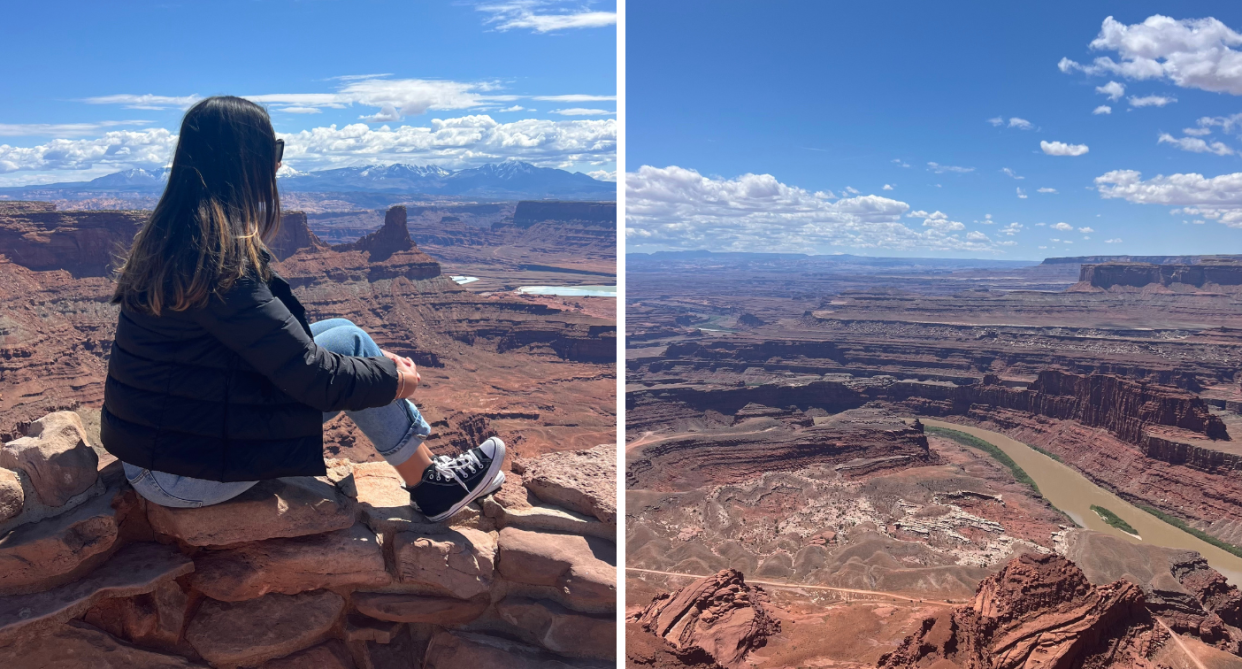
top-left (100, 95), bottom-right (503, 521)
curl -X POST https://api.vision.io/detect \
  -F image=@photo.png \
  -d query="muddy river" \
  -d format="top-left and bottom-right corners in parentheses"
top-left (923, 419), bottom-right (1242, 585)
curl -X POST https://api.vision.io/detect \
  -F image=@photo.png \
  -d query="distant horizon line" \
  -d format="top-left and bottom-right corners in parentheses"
top-left (626, 250), bottom-right (1236, 263)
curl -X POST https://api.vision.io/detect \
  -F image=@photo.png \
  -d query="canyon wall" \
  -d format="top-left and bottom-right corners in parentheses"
top-left (0, 202), bottom-right (144, 277)
top-left (1075, 261), bottom-right (1242, 292)
top-left (511, 201), bottom-right (615, 229)
top-left (0, 202), bottom-right (616, 455)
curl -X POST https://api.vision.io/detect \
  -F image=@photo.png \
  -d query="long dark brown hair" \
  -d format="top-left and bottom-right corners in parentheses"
top-left (113, 96), bottom-right (282, 314)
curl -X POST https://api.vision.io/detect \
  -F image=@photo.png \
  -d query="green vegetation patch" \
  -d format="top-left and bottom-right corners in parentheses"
top-left (1090, 505), bottom-right (1138, 535)
top-left (1134, 503), bottom-right (1242, 559)
top-left (925, 426), bottom-right (1040, 495)
top-left (1028, 444), bottom-right (1063, 463)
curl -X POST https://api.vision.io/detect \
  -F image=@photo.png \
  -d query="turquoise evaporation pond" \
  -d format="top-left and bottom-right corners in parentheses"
top-left (516, 285), bottom-right (616, 297)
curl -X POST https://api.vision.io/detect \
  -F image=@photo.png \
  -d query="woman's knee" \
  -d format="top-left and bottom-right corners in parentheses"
top-left (309, 318), bottom-right (356, 337)
top-left (315, 323), bottom-right (380, 357)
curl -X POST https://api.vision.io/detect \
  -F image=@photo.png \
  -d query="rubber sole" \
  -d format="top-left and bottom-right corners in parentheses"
top-left (426, 437), bottom-right (506, 523)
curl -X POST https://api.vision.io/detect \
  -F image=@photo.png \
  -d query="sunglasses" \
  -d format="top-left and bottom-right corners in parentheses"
top-left (275, 139), bottom-right (285, 163)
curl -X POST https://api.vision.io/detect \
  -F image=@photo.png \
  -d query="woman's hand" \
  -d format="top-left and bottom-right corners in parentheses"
top-left (382, 350), bottom-right (421, 399)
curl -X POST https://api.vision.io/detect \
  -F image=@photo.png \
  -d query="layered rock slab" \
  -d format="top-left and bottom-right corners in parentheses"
top-left (190, 524), bottom-right (389, 601)
top-left (0, 621), bottom-right (204, 668)
top-left (185, 589), bottom-right (345, 667)
top-left (82, 579), bottom-right (190, 652)
top-left (353, 592), bottom-right (489, 625)
top-left (146, 477), bottom-right (356, 547)
top-left (483, 465), bottom-right (613, 541)
top-left (0, 542), bottom-right (193, 645)
top-left (497, 527), bottom-right (616, 614)
top-left (391, 526), bottom-right (497, 600)
top-left (497, 598), bottom-right (614, 660)
top-left (0, 478), bottom-right (120, 595)
top-left (514, 443), bottom-right (616, 529)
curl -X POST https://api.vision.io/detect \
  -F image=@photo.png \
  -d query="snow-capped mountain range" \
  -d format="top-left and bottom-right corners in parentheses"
top-left (1, 161), bottom-right (614, 200)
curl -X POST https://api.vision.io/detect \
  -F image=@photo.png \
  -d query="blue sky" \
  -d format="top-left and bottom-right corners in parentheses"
top-left (0, 0), bottom-right (615, 186)
top-left (626, 2), bottom-right (1242, 259)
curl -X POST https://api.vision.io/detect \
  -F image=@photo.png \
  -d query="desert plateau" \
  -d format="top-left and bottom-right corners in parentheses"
top-left (625, 251), bottom-right (1242, 669)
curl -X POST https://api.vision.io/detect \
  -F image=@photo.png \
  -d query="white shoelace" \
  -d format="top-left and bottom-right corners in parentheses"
top-left (430, 451), bottom-right (483, 491)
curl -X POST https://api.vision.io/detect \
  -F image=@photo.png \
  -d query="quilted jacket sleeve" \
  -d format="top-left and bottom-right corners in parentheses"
top-left (191, 276), bottom-right (399, 412)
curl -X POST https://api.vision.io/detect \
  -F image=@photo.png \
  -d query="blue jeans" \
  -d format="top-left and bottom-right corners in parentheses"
top-left (124, 318), bottom-right (432, 508)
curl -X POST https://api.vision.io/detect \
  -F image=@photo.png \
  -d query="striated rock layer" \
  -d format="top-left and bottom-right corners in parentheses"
top-left (627, 407), bottom-right (933, 491)
top-left (631, 569), bottom-right (778, 669)
top-left (1073, 261), bottom-right (1242, 293)
top-left (878, 552), bottom-right (1170, 668)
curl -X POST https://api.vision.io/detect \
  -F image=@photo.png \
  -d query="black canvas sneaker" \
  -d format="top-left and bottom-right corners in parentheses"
top-left (409, 437), bottom-right (506, 522)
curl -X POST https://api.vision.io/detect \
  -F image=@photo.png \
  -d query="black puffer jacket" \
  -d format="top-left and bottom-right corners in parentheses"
top-left (101, 267), bottom-right (399, 481)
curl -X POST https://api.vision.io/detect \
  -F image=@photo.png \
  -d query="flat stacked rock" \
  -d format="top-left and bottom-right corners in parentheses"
top-left (0, 412), bottom-right (616, 667)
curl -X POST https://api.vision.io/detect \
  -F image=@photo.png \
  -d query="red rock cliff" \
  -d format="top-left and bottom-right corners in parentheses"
top-left (0, 203), bottom-right (145, 278)
top-left (1074, 261), bottom-right (1242, 292)
top-left (878, 553), bottom-right (1169, 668)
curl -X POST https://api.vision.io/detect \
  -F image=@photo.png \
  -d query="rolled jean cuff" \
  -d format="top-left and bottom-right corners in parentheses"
top-left (376, 400), bottom-right (432, 467)
top-left (379, 430), bottom-right (422, 467)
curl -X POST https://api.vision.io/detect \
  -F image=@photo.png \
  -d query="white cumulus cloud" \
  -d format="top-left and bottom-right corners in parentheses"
top-left (1095, 81), bottom-right (1126, 100)
top-left (1059, 15), bottom-right (1242, 95)
top-left (1053, 222), bottom-right (1073, 231)
top-left (0, 115), bottom-right (616, 179)
top-left (1017, 187), bottom-right (1028, 199)
top-left (1041, 140), bottom-right (1090, 156)
top-left (625, 165), bottom-right (1002, 253)
top-left (1038, 187), bottom-right (1058, 193)
top-left (1078, 226), bottom-right (1095, 233)
top-left (1105, 238), bottom-right (1123, 243)
top-left (1093, 105), bottom-right (1113, 115)
top-left (1094, 169), bottom-right (1242, 227)
top-left (989, 117), bottom-right (1033, 129)
top-left (882, 184), bottom-right (894, 190)
top-left (911, 210), bottom-right (967, 232)
top-left (1002, 167), bottom-right (1024, 180)
top-left (0, 128), bottom-right (177, 175)
top-left (1158, 133), bottom-right (1234, 155)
